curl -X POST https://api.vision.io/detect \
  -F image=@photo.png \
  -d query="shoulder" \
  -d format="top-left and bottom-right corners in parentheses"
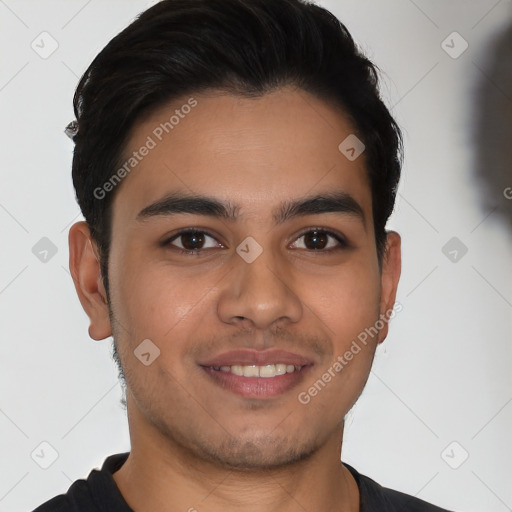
top-left (374, 484), bottom-right (454, 511)
top-left (30, 479), bottom-right (92, 512)
top-left (32, 496), bottom-right (71, 512)
top-left (344, 463), bottom-right (454, 512)
top-left (29, 453), bottom-right (130, 512)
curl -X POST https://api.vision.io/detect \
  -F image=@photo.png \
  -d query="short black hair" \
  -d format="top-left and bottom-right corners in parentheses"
top-left (70, 0), bottom-right (403, 298)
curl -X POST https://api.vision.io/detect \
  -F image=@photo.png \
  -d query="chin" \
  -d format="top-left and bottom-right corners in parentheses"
top-left (194, 434), bottom-right (320, 471)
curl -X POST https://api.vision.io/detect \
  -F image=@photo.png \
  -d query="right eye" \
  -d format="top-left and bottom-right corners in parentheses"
top-left (163, 229), bottom-right (224, 254)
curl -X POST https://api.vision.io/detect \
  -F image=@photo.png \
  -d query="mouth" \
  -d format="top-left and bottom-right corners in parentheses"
top-left (198, 349), bottom-right (316, 399)
top-left (207, 363), bottom-right (304, 377)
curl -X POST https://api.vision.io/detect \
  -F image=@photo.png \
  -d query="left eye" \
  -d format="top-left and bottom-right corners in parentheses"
top-left (291, 230), bottom-right (346, 251)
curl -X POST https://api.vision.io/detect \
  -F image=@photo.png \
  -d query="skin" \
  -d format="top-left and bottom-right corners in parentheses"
top-left (69, 86), bottom-right (401, 512)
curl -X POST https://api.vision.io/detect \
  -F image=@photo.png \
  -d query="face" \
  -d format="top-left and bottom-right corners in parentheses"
top-left (70, 86), bottom-right (401, 470)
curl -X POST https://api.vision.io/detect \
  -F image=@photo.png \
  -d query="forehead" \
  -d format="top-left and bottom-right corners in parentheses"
top-left (112, 87), bottom-right (372, 224)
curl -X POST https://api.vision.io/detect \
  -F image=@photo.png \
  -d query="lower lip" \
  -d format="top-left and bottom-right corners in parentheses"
top-left (200, 365), bottom-right (313, 399)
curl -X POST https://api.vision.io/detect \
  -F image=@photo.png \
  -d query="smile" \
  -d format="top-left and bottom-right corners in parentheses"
top-left (209, 363), bottom-right (303, 378)
top-left (200, 363), bottom-right (313, 399)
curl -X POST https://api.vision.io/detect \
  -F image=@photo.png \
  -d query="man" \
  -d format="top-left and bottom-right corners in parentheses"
top-left (33, 0), bottom-right (453, 510)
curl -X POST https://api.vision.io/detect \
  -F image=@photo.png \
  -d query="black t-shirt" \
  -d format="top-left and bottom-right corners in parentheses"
top-left (31, 452), bottom-right (453, 512)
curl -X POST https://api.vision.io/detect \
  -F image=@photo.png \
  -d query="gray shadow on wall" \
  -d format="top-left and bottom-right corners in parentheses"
top-left (472, 19), bottom-right (512, 231)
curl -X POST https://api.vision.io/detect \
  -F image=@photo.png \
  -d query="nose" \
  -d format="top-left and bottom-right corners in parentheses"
top-left (216, 243), bottom-right (303, 332)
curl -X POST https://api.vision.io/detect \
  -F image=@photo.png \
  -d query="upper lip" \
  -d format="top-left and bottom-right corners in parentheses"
top-left (199, 349), bottom-right (315, 367)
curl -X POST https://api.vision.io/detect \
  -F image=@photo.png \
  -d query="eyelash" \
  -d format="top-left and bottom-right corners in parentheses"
top-left (161, 227), bottom-right (349, 255)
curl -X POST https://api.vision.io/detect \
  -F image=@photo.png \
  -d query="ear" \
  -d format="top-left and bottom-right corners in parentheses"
top-left (68, 221), bottom-right (112, 340)
top-left (377, 230), bottom-right (401, 344)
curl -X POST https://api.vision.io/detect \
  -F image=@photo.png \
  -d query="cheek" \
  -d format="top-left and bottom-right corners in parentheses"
top-left (308, 259), bottom-right (381, 342)
top-left (111, 256), bottom-right (219, 347)
top-left (298, 266), bottom-right (381, 412)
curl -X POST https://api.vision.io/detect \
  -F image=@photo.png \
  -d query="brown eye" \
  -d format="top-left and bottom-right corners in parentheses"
top-left (291, 230), bottom-right (346, 251)
top-left (166, 230), bottom-right (220, 252)
top-left (303, 231), bottom-right (328, 250)
top-left (180, 231), bottom-right (205, 250)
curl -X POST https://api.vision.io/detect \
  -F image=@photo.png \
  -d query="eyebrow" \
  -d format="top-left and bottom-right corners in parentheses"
top-left (136, 191), bottom-right (366, 228)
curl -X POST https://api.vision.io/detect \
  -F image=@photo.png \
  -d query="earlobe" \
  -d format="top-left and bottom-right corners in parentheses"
top-left (68, 221), bottom-right (112, 340)
top-left (377, 230), bottom-right (402, 344)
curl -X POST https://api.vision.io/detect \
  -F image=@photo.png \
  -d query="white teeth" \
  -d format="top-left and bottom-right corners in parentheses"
top-left (213, 363), bottom-right (301, 378)
top-left (275, 363), bottom-right (287, 376)
top-left (260, 364), bottom-right (278, 377)
top-left (243, 365), bottom-right (259, 377)
top-left (230, 365), bottom-right (244, 376)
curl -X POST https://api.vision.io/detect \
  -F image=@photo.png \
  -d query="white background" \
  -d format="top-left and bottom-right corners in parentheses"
top-left (1, 1), bottom-right (511, 511)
